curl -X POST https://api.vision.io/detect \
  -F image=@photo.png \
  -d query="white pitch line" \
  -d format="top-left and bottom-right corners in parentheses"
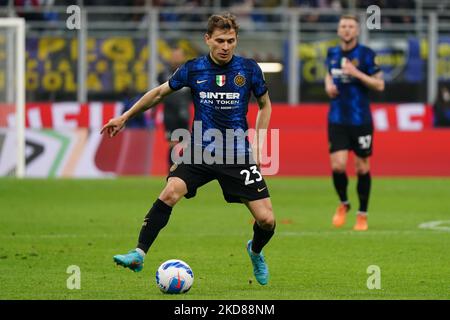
top-left (418, 220), bottom-right (450, 232)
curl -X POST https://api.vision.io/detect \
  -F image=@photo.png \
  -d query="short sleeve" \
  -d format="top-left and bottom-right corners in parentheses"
top-left (365, 49), bottom-right (381, 76)
top-left (168, 63), bottom-right (189, 91)
top-left (251, 60), bottom-right (268, 98)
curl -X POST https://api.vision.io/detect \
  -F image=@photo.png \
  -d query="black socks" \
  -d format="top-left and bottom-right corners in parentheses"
top-left (332, 171), bottom-right (349, 202)
top-left (251, 221), bottom-right (275, 254)
top-left (137, 199), bottom-right (173, 253)
top-left (357, 172), bottom-right (371, 212)
top-left (333, 170), bottom-right (371, 212)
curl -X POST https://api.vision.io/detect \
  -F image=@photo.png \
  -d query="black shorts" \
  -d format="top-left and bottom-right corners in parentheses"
top-left (328, 123), bottom-right (374, 158)
top-left (167, 162), bottom-right (270, 204)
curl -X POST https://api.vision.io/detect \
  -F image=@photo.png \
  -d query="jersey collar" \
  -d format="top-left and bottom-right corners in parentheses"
top-left (207, 53), bottom-right (235, 68)
top-left (341, 43), bottom-right (359, 55)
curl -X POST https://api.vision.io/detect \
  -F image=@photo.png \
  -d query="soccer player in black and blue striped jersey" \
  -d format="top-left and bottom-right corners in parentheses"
top-left (325, 14), bottom-right (385, 231)
top-left (101, 13), bottom-right (275, 285)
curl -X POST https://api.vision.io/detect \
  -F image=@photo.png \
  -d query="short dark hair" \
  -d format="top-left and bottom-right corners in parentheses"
top-left (206, 13), bottom-right (239, 36)
top-left (339, 14), bottom-right (359, 23)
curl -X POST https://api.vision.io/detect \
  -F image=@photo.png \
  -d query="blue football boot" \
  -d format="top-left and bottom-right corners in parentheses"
top-left (113, 250), bottom-right (144, 272)
top-left (246, 240), bottom-right (269, 285)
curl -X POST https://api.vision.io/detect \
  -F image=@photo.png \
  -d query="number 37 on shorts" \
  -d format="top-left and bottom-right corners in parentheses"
top-left (358, 134), bottom-right (372, 149)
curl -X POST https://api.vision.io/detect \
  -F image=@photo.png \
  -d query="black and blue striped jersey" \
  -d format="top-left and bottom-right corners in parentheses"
top-left (169, 54), bottom-right (267, 158)
top-left (326, 44), bottom-right (380, 126)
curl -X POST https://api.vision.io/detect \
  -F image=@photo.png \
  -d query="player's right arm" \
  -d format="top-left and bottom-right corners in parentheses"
top-left (324, 48), bottom-right (339, 99)
top-left (101, 82), bottom-right (174, 137)
top-left (325, 72), bottom-right (339, 98)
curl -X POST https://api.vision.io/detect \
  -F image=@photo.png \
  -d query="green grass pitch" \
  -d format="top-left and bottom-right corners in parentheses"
top-left (0, 177), bottom-right (449, 300)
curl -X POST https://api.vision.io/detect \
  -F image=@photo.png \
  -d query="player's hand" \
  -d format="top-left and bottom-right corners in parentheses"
top-left (341, 58), bottom-right (359, 77)
top-left (100, 116), bottom-right (127, 137)
top-left (325, 84), bottom-right (339, 98)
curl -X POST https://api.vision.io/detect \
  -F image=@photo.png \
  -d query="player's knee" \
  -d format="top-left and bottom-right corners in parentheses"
top-left (355, 163), bottom-right (370, 175)
top-left (159, 182), bottom-right (186, 206)
top-left (331, 160), bottom-right (346, 172)
top-left (355, 156), bottom-right (370, 169)
top-left (257, 209), bottom-right (276, 230)
top-left (332, 165), bottom-right (346, 174)
top-left (259, 218), bottom-right (276, 231)
top-left (159, 192), bottom-right (177, 207)
top-left (356, 169), bottom-right (370, 176)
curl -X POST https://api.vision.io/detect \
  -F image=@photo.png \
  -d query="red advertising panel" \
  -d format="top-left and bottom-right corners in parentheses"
top-left (0, 102), bottom-right (448, 177)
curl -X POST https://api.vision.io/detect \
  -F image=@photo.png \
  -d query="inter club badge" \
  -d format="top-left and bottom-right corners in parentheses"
top-left (234, 74), bottom-right (246, 87)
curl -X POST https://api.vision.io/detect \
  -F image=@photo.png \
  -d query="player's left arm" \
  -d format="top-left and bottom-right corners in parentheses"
top-left (253, 91), bottom-right (272, 166)
top-left (342, 59), bottom-right (385, 92)
top-left (356, 69), bottom-right (385, 92)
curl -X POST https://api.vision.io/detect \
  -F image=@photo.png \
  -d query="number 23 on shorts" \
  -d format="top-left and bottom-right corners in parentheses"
top-left (240, 165), bottom-right (263, 185)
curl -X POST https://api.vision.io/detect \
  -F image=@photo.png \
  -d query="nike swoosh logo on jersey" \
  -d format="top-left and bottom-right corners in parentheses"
top-left (196, 79), bottom-right (208, 84)
top-left (257, 187), bottom-right (267, 192)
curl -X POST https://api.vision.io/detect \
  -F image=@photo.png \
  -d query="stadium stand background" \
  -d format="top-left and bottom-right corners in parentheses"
top-left (1, 0), bottom-right (450, 177)
top-left (2, 0), bottom-right (449, 104)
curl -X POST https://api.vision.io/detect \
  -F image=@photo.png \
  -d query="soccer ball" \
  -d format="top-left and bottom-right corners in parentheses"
top-left (156, 259), bottom-right (194, 294)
